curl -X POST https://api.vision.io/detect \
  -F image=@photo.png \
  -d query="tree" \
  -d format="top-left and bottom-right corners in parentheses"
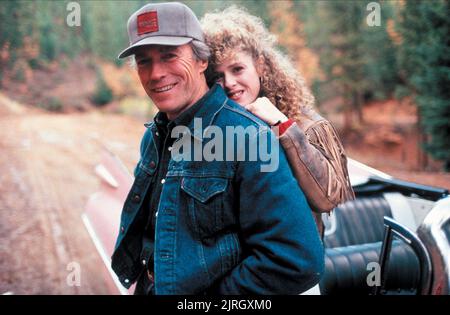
top-left (300, 1), bottom-right (402, 129)
top-left (0, 1), bottom-right (37, 65)
top-left (267, 0), bottom-right (320, 86)
top-left (362, 1), bottom-right (400, 101)
top-left (397, 0), bottom-right (450, 170)
top-left (311, 1), bottom-right (370, 129)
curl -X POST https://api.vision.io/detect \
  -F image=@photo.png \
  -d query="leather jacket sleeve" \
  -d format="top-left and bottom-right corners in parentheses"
top-left (278, 118), bottom-right (355, 213)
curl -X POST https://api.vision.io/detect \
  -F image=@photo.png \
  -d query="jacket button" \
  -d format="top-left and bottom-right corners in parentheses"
top-left (132, 194), bottom-right (141, 203)
top-left (149, 161), bottom-right (156, 169)
top-left (121, 226), bottom-right (125, 233)
top-left (124, 279), bottom-right (130, 284)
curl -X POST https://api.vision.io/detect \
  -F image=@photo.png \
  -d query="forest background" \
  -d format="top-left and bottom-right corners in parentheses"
top-left (1, 0), bottom-right (449, 182)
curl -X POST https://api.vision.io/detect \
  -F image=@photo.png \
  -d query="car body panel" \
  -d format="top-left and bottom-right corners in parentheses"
top-left (82, 150), bottom-right (134, 295)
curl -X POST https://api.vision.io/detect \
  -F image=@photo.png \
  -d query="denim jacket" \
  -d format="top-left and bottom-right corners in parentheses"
top-left (111, 85), bottom-right (324, 294)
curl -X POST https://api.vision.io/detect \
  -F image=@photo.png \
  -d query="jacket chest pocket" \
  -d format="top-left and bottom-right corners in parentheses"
top-left (181, 177), bottom-right (228, 239)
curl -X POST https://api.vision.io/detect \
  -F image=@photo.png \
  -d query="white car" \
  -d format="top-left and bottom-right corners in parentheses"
top-left (83, 149), bottom-right (450, 295)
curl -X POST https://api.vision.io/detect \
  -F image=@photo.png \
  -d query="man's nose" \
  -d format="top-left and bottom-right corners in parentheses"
top-left (149, 61), bottom-right (166, 81)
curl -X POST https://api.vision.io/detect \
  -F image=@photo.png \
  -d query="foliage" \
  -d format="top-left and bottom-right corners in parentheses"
top-left (0, 0), bottom-right (448, 168)
top-left (39, 96), bottom-right (63, 112)
top-left (397, 0), bottom-right (450, 170)
top-left (299, 1), bottom-right (400, 127)
top-left (91, 69), bottom-right (113, 106)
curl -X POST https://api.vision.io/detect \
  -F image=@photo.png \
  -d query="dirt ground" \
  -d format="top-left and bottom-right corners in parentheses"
top-left (339, 99), bottom-right (450, 191)
top-left (0, 91), bottom-right (448, 295)
top-left (0, 93), bottom-right (144, 294)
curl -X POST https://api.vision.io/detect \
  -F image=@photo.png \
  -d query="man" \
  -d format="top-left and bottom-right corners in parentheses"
top-left (111, 2), bottom-right (324, 295)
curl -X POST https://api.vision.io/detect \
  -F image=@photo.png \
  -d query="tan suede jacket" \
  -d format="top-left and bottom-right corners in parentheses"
top-left (276, 113), bottom-right (355, 233)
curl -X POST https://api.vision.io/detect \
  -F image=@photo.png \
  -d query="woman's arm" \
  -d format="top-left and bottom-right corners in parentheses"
top-left (277, 118), bottom-right (355, 212)
top-left (245, 96), bottom-right (354, 213)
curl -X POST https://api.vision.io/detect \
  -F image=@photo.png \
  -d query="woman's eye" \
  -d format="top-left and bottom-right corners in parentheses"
top-left (232, 66), bottom-right (244, 73)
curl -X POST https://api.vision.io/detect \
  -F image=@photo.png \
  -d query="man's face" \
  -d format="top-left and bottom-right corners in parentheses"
top-left (135, 44), bottom-right (208, 119)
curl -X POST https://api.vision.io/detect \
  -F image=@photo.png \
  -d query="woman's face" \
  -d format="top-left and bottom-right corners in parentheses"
top-left (214, 51), bottom-right (261, 105)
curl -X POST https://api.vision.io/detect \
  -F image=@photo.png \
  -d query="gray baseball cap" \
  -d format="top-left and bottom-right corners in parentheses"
top-left (118, 2), bottom-right (204, 59)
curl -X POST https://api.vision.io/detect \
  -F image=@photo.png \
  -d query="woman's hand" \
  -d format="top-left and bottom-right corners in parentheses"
top-left (245, 97), bottom-right (288, 126)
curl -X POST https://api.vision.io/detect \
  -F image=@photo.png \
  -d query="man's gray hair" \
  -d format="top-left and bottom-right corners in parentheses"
top-left (129, 40), bottom-right (210, 69)
top-left (190, 40), bottom-right (211, 61)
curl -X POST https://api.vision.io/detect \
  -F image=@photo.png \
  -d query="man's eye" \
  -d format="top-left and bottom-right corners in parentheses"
top-left (162, 53), bottom-right (176, 60)
top-left (137, 59), bottom-right (150, 66)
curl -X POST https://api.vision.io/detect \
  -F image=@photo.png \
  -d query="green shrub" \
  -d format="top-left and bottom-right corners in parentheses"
top-left (12, 61), bottom-right (27, 82)
top-left (114, 58), bottom-right (124, 67)
top-left (40, 26), bottom-right (57, 61)
top-left (39, 97), bottom-right (63, 112)
top-left (91, 69), bottom-right (113, 106)
top-left (28, 58), bottom-right (41, 70)
top-left (13, 68), bottom-right (25, 82)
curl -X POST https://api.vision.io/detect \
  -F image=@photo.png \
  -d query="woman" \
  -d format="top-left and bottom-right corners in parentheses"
top-left (201, 7), bottom-right (355, 235)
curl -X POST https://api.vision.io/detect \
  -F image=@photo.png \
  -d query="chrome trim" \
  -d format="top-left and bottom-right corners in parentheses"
top-left (418, 197), bottom-right (450, 295)
top-left (377, 216), bottom-right (432, 295)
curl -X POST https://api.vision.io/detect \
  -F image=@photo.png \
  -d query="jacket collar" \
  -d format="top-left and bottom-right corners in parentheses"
top-left (186, 84), bottom-right (227, 141)
top-left (144, 84), bottom-right (228, 142)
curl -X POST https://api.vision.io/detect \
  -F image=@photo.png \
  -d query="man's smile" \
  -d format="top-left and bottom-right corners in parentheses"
top-left (151, 83), bottom-right (178, 93)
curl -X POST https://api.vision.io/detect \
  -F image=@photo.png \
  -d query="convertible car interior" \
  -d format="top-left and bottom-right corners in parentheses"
top-left (320, 171), bottom-right (449, 295)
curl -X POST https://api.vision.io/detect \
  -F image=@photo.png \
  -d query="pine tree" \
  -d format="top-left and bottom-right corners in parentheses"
top-left (0, 1), bottom-right (36, 65)
top-left (310, 1), bottom-right (369, 129)
top-left (301, 1), bottom-right (401, 127)
top-left (362, 1), bottom-right (400, 101)
top-left (267, 0), bottom-right (320, 85)
top-left (397, 0), bottom-right (450, 170)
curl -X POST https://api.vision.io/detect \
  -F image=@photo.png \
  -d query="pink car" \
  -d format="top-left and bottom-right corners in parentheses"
top-left (83, 149), bottom-right (450, 295)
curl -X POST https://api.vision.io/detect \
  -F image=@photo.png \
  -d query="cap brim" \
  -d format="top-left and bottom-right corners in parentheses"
top-left (118, 36), bottom-right (193, 59)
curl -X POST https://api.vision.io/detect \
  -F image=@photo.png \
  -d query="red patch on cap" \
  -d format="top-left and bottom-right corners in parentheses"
top-left (137, 11), bottom-right (158, 35)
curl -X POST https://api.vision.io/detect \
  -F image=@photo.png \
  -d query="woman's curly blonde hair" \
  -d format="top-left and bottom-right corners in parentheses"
top-left (201, 6), bottom-right (315, 121)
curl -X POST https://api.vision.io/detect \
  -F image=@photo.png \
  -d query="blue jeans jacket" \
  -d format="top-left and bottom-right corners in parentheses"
top-left (111, 85), bottom-right (324, 294)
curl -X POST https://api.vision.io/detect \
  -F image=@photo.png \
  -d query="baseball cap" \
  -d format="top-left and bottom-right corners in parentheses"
top-left (118, 2), bottom-right (204, 59)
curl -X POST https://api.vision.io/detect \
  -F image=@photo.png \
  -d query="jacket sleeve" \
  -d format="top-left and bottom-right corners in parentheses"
top-left (278, 120), bottom-right (355, 213)
top-left (215, 128), bottom-right (324, 295)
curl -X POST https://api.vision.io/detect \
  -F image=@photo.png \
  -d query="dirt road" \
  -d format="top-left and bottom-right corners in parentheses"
top-left (0, 93), bottom-right (144, 294)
